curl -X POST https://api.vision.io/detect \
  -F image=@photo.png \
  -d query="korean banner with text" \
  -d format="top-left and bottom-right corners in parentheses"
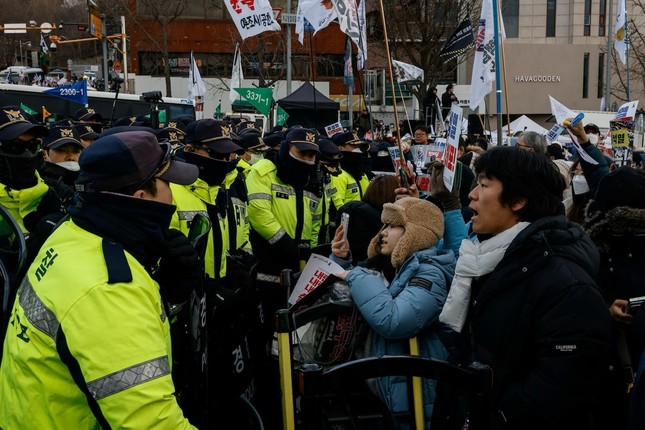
top-left (224, 0), bottom-right (281, 40)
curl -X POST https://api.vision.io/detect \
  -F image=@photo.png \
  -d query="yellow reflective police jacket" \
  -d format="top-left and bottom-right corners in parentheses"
top-left (246, 159), bottom-right (320, 248)
top-left (170, 177), bottom-right (229, 279)
top-left (0, 220), bottom-right (195, 429)
top-left (329, 169), bottom-right (370, 211)
top-left (0, 173), bottom-right (48, 233)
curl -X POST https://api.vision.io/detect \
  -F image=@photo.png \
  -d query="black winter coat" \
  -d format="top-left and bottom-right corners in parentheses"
top-left (468, 216), bottom-right (612, 430)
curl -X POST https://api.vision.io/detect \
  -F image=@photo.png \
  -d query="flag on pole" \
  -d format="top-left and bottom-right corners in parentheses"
top-left (44, 80), bottom-right (88, 105)
top-left (224, 0), bottom-right (281, 40)
top-left (188, 52), bottom-right (206, 116)
top-left (356, 0), bottom-right (367, 70)
top-left (469, 0), bottom-right (505, 110)
top-left (296, 0), bottom-right (336, 44)
top-left (439, 20), bottom-right (475, 62)
top-left (614, 0), bottom-right (627, 65)
top-left (42, 106), bottom-right (52, 121)
top-left (330, 0), bottom-right (361, 48)
top-left (40, 34), bottom-right (49, 54)
top-left (229, 44), bottom-right (245, 103)
top-left (392, 60), bottom-right (424, 83)
top-left (20, 103), bottom-right (38, 115)
top-left (343, 38), bottom-right (354, 92)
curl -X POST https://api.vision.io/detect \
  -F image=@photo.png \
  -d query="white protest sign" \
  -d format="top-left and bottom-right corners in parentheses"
top-left (324, 121), bottom-right (344, 137)
top-left (443, 104), bottom-right (462, 191)
top-left (615, 100), bottom-right (639, 120)
top-left (224, 0), bottom-right (281, 40)
top-left (288, 254), bottom-right (345, 306)
top-left (548, 96), bottom-right (598, 165)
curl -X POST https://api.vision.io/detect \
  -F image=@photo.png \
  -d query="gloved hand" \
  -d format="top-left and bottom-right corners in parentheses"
top-left (156, 228), bottom-right (201, 305)
top-left (426, 160), bottom-right (461, 211)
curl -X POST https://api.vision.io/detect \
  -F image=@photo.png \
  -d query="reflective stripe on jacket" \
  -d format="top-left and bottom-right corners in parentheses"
top-left (0, 220), bottom-right (195, 429)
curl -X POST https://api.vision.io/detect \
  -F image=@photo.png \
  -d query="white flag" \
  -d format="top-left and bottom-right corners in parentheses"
top-left (392, 60), bottom-right (423, 83)
top-left (188, 52), bottom-right (206, 100)
top-left (330, 0), bottom-right (361, 48)
top-left (614, 0), bottom-right (627, 65)
top-left (229, 44), bottom-right (245, 103)
top-left (548, 95), bottom-right (598, 165)
top-left (356, 0), bottom-right (367, 70)
top-left (469, 0), bottom-right (505, 110)
top-left (40, 34), bottom-right (49, 54)
top-left (296, 0), bottom-right (337, 44)
top-left (224, 0), bottom-right (281, 40)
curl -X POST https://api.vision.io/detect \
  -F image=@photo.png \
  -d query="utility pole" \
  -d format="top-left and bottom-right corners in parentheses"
top-left (121, 16), bottom-right (128, 93)
top-left (101, 15), bottom-right (108, 92)
top-left (286, 0), bottom-right (292, 95)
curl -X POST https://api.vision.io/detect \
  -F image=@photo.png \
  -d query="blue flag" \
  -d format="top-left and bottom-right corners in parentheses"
top-left (44, 80), bottom-right (88, 105)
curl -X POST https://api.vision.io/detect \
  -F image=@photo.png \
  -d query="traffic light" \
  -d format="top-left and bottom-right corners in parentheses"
top-left (77, 24), bottom-right (88, 32)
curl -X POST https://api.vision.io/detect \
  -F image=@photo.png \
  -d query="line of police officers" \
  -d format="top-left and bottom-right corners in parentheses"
top-left (0, 103), bottom-right (377, 428)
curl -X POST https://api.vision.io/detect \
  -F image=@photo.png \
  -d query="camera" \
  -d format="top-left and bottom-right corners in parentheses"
top-left (140, 91), bottom-right (163, 103)
top-left (627, 296), bottom-right (645, 315)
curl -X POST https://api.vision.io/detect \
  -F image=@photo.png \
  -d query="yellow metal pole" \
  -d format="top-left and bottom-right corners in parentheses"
top-left (278, 331), bottom-right (295, 430)
top-left (409, 337), bottom-right (424, 429)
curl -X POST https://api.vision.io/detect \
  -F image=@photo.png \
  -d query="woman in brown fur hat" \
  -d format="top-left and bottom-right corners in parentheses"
top-left (330, 196), bottom-right (457, 426)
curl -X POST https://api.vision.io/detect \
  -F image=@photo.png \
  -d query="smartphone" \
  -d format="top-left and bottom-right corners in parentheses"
top-left (627, 296), bottom-right (645, 315)
top-left (340, 213), bottom-right (350, 249)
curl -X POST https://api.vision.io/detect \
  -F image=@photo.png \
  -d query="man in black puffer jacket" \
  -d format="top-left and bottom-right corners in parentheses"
top-left (439, 146), bottom-right (612, 429)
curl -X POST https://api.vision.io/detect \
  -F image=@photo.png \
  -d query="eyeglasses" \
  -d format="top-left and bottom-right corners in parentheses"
top-left (0, 138), bottom-right (42, 155)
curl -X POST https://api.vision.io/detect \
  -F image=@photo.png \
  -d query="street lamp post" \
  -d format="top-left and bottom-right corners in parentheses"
top-left (18, 41), bottom-right (32, 68)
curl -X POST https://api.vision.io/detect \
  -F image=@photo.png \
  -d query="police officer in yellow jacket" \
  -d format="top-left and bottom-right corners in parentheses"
top-left (315, 137), bottom-right (343, 245)
top-left (0, 130), bottom-right (200, 429)
top-left (0, 106), bottom-right (59, 233)
top-left (237, 127), bottom-right (270, 178)
top-left (247, 127), bottom-right (322, 276)
top-left (170, 119), bottom-right (248, 279)
top-left (329, 131), bottom-right (372, 211)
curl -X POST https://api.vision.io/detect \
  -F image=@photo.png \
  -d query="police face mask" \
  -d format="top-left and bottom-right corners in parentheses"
top-left (0, 138), bottom-right (44, 190)
top-left (249, 152), bottom-right (264, 165)
top-left (181, 150), bottom-right (239, 186)
top-left (57, 161), bottom-right (80, 171)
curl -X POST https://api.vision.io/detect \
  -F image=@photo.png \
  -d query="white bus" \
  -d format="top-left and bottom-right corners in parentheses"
top-left (0, 84), bottom-right (195, 125)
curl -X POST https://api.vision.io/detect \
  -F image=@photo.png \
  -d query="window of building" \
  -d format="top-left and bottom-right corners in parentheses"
top-left (583, 52), bottom-right (590, 99)
top-left (137, 0), bottom-right (225, 19)
top-left (584, 0), bottom-right (592, 36)
top-left (292, 55), bottom-right (311, 79)
top-left (316, 55), bottom-right (344, 77)
top-left (139, 52), bottom-right (232, 77)
top-left (599, 0), bottom-right (607, 36)
top-left (546, 0), bottom-right (556, 37)
top-left (597, 53), bottom-right (605, 98)
top-left (502, 0), bottom-right (519, 38)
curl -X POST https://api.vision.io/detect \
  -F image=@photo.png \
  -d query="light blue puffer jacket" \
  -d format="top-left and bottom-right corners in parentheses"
top-left (333, 246), bottom-right (456, 425)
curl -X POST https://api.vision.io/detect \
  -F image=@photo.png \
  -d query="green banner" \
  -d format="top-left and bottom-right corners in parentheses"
top-left (20, 103), bottom-right (38, 115)
top-left (276, 106), bottom-right (289, 126)
top-left (234, 87), bottom-right (273, 116)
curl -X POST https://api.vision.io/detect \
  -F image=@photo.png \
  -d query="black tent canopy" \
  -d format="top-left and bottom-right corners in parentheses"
top-left (276, 81), bottom-right (340, 129)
